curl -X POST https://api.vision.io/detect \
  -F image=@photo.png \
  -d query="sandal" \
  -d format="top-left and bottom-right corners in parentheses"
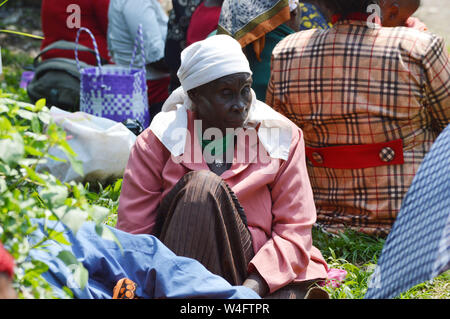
top-left (112, 277), bottom-right (141, 299)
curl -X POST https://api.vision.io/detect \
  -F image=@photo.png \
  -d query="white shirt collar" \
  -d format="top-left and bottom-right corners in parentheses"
top-left (150, 88), bottom-right (292, 161)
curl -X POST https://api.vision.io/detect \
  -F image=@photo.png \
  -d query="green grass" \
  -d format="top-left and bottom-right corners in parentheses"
top-left (312, 227), bottom-right (450, 299)
top-left (2, 46), bottom-right (449, 299)
top-left (1, 47), bottom-right (32, 102)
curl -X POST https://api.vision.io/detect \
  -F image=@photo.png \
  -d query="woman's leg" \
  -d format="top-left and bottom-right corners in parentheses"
top-left (155, 170), bottom-right (254, 286)
top-left (264, 280), bottom-right (330, 299)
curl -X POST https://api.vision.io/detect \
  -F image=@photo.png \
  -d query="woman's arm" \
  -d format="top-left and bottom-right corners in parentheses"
top-left (422, 36), bottom-right (450, 133)
top-left (116, 130), bottom-right (169, 234)
top-left (242, 271), bottom-right (269, 297)
top-left (248, 126), bottom-right (325, 294)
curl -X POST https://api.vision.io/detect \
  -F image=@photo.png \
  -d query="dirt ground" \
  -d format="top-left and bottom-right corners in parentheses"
top-left (0, 0), bottom-right (449, 57)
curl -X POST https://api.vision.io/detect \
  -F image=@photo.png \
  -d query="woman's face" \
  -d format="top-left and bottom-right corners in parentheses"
top-left (188, 72), bottom-right (253, 135)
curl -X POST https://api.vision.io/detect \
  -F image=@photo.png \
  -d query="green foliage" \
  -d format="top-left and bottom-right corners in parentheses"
top-left (1, 47), bottom-right (32, 103)
top-left (397, 271), bottom-right (450, 299)
top-left (312, 227), bottom-right (385, 265)
top-left (0, 96), bottom-right (119, 298)
top-left (84, 179), bottom-right (122, 228)
top-left (312, 227), bottom-right (450, 299)
top-left (312, 227), bottom-right (380, 298)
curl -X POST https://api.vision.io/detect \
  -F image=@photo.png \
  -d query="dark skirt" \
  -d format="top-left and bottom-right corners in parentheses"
top-left (154, 170), bottom-right (328, 299)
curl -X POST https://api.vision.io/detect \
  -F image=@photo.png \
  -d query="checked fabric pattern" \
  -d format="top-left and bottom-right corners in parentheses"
top-left (365, 124), bottom-right (450, 299)
top-left (80, 67), bottom-right (149, 127)
top-left (267, 19), bottom-right (450, 235)
top-left (378, 147), bottom-right (395, 163)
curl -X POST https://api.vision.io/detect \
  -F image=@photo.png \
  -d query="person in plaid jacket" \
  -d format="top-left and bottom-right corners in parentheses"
top-left (266, 0), bottom-right (450, 236)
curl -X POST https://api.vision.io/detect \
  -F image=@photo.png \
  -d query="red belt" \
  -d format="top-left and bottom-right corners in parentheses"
top-left (305, 139), bottom-right (404, 169)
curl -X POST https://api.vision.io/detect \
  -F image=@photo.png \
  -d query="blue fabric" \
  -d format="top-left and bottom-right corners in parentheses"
top-left (297, 2), bottom-right (331, 31)
top-left (365, 124), bottom-right (450, 299)
top-left (29, 220), bottom-right (260, 299)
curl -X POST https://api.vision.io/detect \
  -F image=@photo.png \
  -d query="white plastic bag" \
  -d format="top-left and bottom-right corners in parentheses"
top-left (38, 106), bottom-right (137, 183)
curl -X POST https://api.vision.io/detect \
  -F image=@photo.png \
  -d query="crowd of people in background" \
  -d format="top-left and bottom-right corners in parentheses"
top-left (0, 0), bottom-right (448, 299)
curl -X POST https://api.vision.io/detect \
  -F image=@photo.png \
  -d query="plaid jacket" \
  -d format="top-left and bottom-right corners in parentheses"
top-left (267, 20), bottom-right (450, 236)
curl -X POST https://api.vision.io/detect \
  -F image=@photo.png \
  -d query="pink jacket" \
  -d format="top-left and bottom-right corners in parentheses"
top-left (117, 110), bottom-right (328, 293)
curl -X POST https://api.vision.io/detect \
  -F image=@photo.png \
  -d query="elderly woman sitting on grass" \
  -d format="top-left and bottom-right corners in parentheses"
top-left (117, 35), bottom-right (329, 299)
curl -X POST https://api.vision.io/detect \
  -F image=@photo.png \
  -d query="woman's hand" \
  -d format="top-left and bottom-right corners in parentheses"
top-left (405, 17), bottom-right (428, 31)
top-left (242, 272), bottom-right (269, 297)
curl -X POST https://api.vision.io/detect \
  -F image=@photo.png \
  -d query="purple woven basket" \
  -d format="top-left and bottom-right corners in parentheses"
top-left (75, 25), bottom-right (150, 128)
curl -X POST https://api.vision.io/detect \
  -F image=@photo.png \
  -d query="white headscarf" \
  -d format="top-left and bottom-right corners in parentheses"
top-left (177, 34), bottom-right (252, 92)
top-left (151, 35), bottom-right (292, 161)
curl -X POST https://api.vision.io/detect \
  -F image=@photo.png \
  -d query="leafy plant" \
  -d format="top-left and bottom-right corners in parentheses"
top-left (0, 47), bottom-right (32, 103)
top-left (312, 226), bottom-right (385, 265)
top-left (0, 95), bottom-right (120, 298)
top-left (312, 226), bottom-right (450, 299)
top-left (85, 179), bottom-right (122, 227)
top-left (319, 252), bottom-right (378, 299)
